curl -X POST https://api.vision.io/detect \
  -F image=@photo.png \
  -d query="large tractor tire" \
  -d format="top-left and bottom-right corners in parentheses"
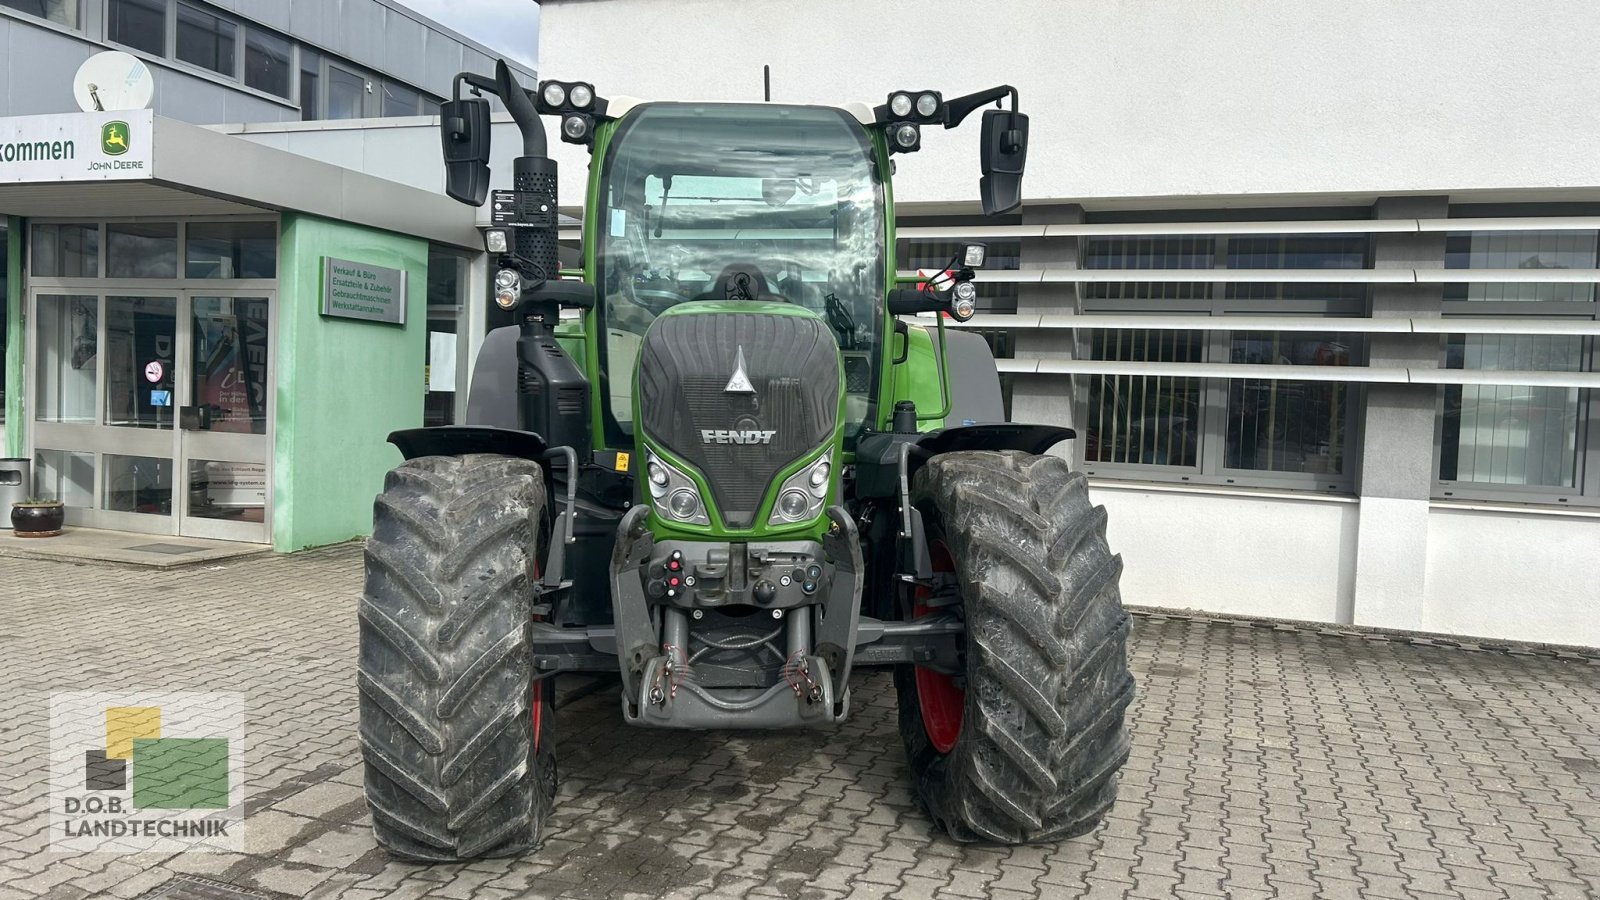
top-left (895, 450), bottom-right (1134, 843)
top-left (358, 453), bottom-right (557, 861)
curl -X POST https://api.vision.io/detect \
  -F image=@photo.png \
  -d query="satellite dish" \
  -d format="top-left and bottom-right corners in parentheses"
top-left (73, 51), bottom-right (155, 113)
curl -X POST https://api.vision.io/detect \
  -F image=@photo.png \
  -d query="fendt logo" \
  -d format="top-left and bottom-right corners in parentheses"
top-left (701, 429), bottom-right (776, 445)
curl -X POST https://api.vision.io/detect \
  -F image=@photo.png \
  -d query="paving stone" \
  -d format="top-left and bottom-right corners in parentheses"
top-left (2, 546), bottom-right (1599, 899)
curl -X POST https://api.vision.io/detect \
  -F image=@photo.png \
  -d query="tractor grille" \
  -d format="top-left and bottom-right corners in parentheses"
top-left (638, 312), bottom-right (839, 528)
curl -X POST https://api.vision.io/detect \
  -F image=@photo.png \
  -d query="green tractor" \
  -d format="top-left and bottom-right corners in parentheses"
top-left (358, 59), bottom-right (1134, 860)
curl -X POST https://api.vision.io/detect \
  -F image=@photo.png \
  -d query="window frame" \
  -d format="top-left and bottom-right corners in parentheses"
top-left (1075, 233), bottom-right (1370, 494)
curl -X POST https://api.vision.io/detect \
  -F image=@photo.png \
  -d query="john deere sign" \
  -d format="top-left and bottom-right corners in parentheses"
top-left (101, 121), bottom-right (130, 156)
top-left (321, 257), bottom-right (409, 325)
top-left (0, 110), bottom-right (151, 183)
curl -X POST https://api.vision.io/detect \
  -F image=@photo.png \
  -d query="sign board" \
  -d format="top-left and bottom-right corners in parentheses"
top-left (0, 110), bottom-right (153, 184)
top-left (321, 257), bottom-right (408, 325)
top-left (489, 189), bottom-right (555, 229)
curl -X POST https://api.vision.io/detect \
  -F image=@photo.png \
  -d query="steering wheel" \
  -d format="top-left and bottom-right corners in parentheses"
top-left (631, 288), bottom-right (683, 316)
top-left (693, 263), bottom-right (774, 302)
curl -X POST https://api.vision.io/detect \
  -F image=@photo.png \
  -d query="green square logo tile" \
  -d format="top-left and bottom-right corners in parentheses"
top-left (131, 738), bottom-right (230, 809)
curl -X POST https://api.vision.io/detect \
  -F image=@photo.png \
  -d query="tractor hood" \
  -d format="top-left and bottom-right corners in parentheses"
top-left (635, 302), bottom-right (842, 531)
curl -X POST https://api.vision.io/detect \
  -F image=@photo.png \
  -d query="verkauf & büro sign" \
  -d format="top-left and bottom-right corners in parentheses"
top-left (0, 109), bottom-right (153, 183)
top-left (321, 257), bottom-right (408, 325)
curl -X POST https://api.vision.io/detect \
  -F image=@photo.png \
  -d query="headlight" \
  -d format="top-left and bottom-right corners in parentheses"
top-left (915, 92), bottom-right (940, 118)
top-left (889, 93), bottom-right (913, 117)
top-left (893, 123), bottom-right (920, 150)
top-left (494, 268), bottom-right (521, 310)
top-left (541, 82), bottom-right (567, 108)
top-left (645, 451), bottom-right (709, 526)
top-left (568, 83), bottom-right (594, 108)
top-left (768, 450), bottom-right (832, 525)
top-left (669, 489), bottom-right (700, 519)
top-left (561, 114), bottom-right (591, 142)
top-left (483, 229), bottom-right (508, 254)
top-left (952, 280), bottom-right (978, 321)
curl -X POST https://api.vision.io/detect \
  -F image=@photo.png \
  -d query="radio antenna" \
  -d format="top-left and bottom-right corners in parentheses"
top-left (763, 65), bottom-right (771, 102)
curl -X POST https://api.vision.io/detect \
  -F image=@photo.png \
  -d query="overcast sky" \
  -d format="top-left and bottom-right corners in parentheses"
top-left (402, 0), bottom-right (541, 70)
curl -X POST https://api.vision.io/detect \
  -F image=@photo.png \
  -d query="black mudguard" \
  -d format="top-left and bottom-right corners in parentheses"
top-left (853, 422), bottom-right (1075, 499)
top-left (388, 426), bottom-right (548, 463)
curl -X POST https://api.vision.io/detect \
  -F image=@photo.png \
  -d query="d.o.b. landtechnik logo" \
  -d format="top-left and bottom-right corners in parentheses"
top-left (50, 692), bottom-right (245, 852)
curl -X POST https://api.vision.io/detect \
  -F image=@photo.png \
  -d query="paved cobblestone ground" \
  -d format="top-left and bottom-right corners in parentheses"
top-left (2, 545), bottom-right (1599, 899)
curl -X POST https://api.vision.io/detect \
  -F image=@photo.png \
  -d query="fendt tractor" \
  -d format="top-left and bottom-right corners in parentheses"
top-left (357, 59), bottom-right (1134, 861)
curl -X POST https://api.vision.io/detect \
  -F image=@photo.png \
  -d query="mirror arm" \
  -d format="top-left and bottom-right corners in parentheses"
top-left (453, 72), bottom-right (497, 101)
top-left (942, 85), bottom-right (1019, 130)
top-left (495, 60), bottom-right (547, 157)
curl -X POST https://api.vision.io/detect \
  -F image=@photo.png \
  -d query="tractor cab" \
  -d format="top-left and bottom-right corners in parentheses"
top-left (590, 102), bottom-right (888, 449)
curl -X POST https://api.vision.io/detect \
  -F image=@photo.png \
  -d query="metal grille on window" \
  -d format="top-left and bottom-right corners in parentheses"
top-left (1085, 329), bottom-right (1203, 467)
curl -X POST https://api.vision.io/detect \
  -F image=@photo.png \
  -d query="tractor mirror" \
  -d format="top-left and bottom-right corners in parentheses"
top-left (440, 96), bottom-right (493, 206)
top-left (978, 108), bottom-right (1029, 216)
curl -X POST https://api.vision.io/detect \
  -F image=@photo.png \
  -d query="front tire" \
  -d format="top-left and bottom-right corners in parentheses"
top-left (358, 453), bottom-right (556, 861)
top-left (895, 450), bottom-right (1135, 843)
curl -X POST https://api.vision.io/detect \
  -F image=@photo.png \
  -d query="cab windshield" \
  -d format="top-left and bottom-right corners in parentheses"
top-left (595, 102), bottom-right (886, 446)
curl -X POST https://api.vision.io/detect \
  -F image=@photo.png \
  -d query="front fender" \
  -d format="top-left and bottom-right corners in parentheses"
top-left (387, 426), bottom-right (548, 463)
top-left (853, 423), bottom-right (1076, 498)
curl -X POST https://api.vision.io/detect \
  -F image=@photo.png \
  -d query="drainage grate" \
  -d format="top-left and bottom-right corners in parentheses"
top-left (125, 543), bottom-right (206, 555)
top-left (139, 876), bottom-right (278, 900)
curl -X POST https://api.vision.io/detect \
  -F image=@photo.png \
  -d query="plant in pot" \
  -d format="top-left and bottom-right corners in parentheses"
top-left (11, 498), bottom-right (65, 538)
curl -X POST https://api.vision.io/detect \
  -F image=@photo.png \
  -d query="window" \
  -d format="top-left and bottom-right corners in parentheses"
top-left (1439, 335), bottom-right (1587, 491)
top-left (0, 0), bottom-right (80, 29)
top-left (106, 222), bottom-right (177, 278)
top-left (1226, 332), bottom-right (1357, 476)
top-left (186, 221), bottom-right (276, 278)
top-left (1437, 230), bottom-right (1598, 501)
top-left (1079, 234), bottom-right (1368, 490)
top-left (1086, 328), bottom-right (1204, 468)
top-left (382, 81), bottom-right (420, 117)
top-left (107, 0), bottom-right (166, 56)
top-left (327, 64), bottom-right (367, 119)
top-left (1445, 231), bottom-right (1596, 303)
top-left (175, 2), bottom-right (235, 75)
top-left (244, 28), bottom-right (292, 98)
top-left (299, 49), bottom-right (321, 120)
top-left (31, 223), bottom-right (99, 278)
top-left (425, 250), bottom-right (468, 427)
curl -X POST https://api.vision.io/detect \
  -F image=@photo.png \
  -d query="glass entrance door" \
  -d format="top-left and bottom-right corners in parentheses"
top-left (179, 296), bottom-right (272, 542)
top-left (30, 290), bottom-right (274, 543)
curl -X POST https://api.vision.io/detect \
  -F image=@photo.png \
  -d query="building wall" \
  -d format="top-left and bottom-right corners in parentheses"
top-left (1423, 509), bottom-right (1600, 647)
top-left (1096, 485), bottom-right (1357, 624)
top-left (0, 15), bottom-right (277, 121)
top-left (273, 214), bottom-right (427, 551)
top-left (0, 2), bottom-right (531, 124)
top-left (539, 0), bottom-right (1600, 210)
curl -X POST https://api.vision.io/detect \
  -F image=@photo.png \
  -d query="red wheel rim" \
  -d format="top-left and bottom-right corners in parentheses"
top-left (914, 540), bottom-right (963, 754)
top-left (531, 554), bottom-right (545, 753)
top-left (532, 681), bottom-right (545, 753)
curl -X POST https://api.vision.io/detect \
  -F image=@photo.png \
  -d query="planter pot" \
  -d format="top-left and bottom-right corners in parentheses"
top-left (11, 503), bottom-right (65, 537)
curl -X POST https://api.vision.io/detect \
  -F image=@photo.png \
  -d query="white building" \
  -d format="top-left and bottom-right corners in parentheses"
top-left (539, 0), bottom-right (1600, 648)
